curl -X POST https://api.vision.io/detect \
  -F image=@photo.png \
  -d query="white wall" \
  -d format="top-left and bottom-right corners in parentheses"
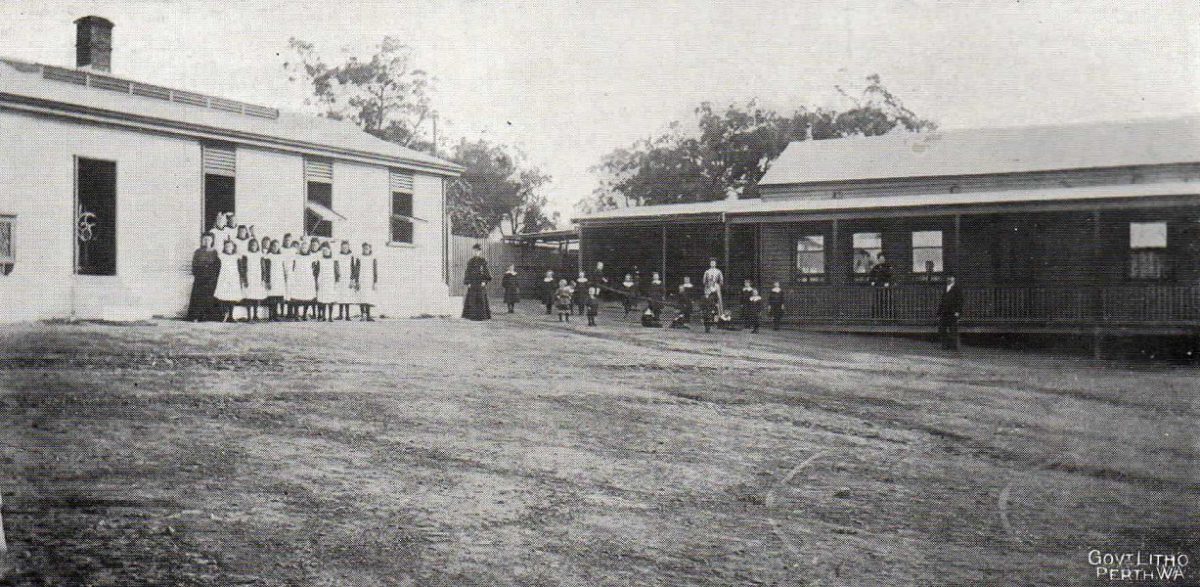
top-left (0, 110), bottom-right (201, 321)
top-left (235, 147), bottom-right (305, 241)
top-left (333, 160), bottom-right (453, 317)
top-left (0, 110), bottom-right (453, 322)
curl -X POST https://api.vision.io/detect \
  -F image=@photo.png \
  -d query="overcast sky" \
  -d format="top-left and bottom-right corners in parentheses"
top-left (2, 0), bottom-right (1197, 221)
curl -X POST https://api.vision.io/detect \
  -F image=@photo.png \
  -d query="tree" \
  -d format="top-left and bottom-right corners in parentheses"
top-left (285, 37), bottom-right (434, 150)
top-left (446, 139), bottom-right (554, 238)
top-left (579, 75), bottom-right (936, 212)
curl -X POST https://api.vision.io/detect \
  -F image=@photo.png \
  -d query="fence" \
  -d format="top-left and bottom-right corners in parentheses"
top-left (783, 284), bottom-right (1200, 330)
top-left (448, 235), bottom-right (577, 297)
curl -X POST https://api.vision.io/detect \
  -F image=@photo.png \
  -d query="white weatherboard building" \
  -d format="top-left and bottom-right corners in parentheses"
top-left (0, 16), bottom-right (462, 322)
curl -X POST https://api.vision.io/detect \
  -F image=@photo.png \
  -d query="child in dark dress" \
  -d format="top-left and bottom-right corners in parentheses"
top-left (737, 279), bottom-right (754, 330)
top-left (572, 271), bottom-right (589, 315)
top-left (670, 283), bottom-right (693, 328)
top-left (641, 307), bottom-right (662, 328)
top-left (768, 282), bottom-right (784, 330)
top-left (647, 272), bottom-right (666, 319)
top-left (700, 292), bottom-right (717, 333)
top-left (502, 265), bottom-right (520, 313)
top-left (620, 274), bottom-right (637, 315)
top-left (747, 288), bottom-right (764, 333)
top-left (541, 270), bottom-right (556, 314)
top-left (586, 286), bottom-right (600, 326)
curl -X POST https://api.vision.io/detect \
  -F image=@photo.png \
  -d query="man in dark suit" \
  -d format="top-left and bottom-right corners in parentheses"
top-left (937, 275), bottom-right (963, 350)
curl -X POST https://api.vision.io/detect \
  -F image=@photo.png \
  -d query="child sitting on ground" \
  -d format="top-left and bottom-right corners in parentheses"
top-left (670, 283), bottom-right (693, 329)
top-left (641, 306), bottom-right (662, 328)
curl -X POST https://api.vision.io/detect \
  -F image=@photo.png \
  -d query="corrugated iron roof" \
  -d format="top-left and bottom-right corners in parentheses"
top-left (759, 115), bottom-right (1200, 186)
top-left (574, 181), bottom-right (1200, 224)
top-left (0, 57), bottom-right (461, 175)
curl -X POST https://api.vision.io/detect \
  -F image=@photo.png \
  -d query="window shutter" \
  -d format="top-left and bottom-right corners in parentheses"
top-left (389, 168), bottom-right (414, 193)
top-left (202, 144), bottom-right (236, 177)
top-left (305, 158), bottom-right (333, 183)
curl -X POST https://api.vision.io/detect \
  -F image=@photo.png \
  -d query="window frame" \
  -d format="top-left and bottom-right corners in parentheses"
top-left (793, 234), bottom-right (826, 283)
top-left (304, 159), bottom-right (334, 238)
top-left (1127, 221), bottom-right (1171, 282)
top-left (74, 156), bottom-right (119, 277)
top-left (390, 190), bottom-right (415, 245)
top-left (851, 231), bottom-right (883, 284)
top-left (911, 229), bottom-right (946, 283)
top-left (0, 214), bottom-right (15, 275)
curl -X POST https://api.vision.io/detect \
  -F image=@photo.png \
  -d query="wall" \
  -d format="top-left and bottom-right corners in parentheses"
top-left (0, 110), bottom-right (455, 322)
top-left (0, 109), bottom-right (201, 321)
top-left (235, 147), bottom-right (305, 240)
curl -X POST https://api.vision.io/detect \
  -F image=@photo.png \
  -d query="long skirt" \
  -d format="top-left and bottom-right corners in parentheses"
top-left (462, 284), bottom-right (491, 320)
top-left (186, 273), bottom-right (219, 321)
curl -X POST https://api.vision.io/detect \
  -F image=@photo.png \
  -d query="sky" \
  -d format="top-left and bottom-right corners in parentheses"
top-left (1, 0), bottom-right (1197, 222)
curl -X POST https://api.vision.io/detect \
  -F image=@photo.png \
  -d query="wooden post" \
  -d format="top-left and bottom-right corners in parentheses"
top-left (722, 220), bottom-right (731, 278)
top-left (952, 214), bottom-right (962, 275)
top-left (660, 224), bottom-right (668, 284)
top-left (576, 225), bottom-right (585, 275)
top-left (831, 219), bottom-right (840, 319)
top-left (0, 490), bottom-right (6, 556)
top-left (1092, 210), bottom-right (1103, 325)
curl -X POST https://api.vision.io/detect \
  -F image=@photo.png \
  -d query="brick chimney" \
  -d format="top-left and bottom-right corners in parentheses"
top-left (75, 16), bottom-right (114, 72)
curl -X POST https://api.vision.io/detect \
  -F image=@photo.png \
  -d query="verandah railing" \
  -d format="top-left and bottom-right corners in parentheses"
top-left (783, 285), bottom-right (1200, 326)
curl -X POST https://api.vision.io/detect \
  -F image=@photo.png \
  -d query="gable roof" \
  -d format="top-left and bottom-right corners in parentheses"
top-left (0, 57), bottom-right (461, 175)
top-left (759, 115), bottom-right (1200, 187)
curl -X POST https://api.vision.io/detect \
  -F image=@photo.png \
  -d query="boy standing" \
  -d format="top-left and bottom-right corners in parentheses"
top-left (586, 285), bottom-right (601, 326)
top-left (768, 282), bottom-right (785, 331)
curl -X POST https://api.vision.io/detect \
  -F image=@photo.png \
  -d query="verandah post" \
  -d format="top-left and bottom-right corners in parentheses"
top-left (661, 223), bottom-right (667, 284)
top-left (577, 225), bottom-right (585, 275)
top-left (831, 218), bottom-right (841, 320)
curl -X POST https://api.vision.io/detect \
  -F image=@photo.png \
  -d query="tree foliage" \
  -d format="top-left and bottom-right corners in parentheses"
top-left (285, 38), bottom-right (556, 238)
top-left (446, 139), bottom-right (555, 238)
top-left (285, 37), bottom-right (434, 150)
top-left (579, 75), bottom-right (936, 212)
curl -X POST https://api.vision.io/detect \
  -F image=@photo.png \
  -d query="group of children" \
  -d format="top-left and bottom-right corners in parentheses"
top-left (522, 265), bottom-right (786, 333)
top-left (190, 213), bottom-right (380, 323)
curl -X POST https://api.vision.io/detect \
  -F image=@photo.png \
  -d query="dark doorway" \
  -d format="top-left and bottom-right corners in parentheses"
top-left (203, 174), bottom-right (235, 234)
top-left (76, 158), bottom-right (117, 276)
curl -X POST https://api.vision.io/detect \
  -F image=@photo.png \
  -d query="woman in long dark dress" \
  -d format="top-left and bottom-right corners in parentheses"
top-left (187, 233), bottom-right (220, 321)
top-left (462, 244), bottom-right (492, 320)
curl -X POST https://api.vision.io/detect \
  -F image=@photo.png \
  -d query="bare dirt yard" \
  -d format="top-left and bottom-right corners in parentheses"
top-left (0, 302), bottom-right (1196, 586)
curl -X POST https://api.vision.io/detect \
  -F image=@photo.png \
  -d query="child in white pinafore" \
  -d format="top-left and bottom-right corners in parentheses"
top-left (214, 240), bottom-right (244, 322)
top-left (316, 244), bottom-right (338, 322)
top-left (243, 238), bottom-right (267, 321)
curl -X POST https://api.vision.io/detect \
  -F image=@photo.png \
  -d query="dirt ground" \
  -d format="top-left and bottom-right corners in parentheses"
top-left (0, 301), bottom-right (1196, 586)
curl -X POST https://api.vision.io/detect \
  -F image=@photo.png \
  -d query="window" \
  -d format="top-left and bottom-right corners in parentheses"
top-left (202, 144), bottom-right (236, 232)
top-left (304, 158), bottom-right (335, 238)
top-left (1129, 221), bottom-right (1168, 280)
top-left (852, 232), bottom-right (882, 277)
top-left (0, 214), bottom-right (14, 275)
top-left (912, 230), bottom-right (944, 281)
top-left (390, 169), bottom-right (416, 244)
top-left (76, 158), bottom-right (117, 275)
top-left (795, 235), bottom-right (825, 282)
